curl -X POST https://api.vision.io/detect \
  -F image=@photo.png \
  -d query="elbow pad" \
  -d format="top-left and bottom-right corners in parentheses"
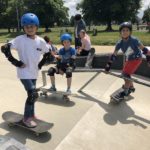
top-left (110, 54), bottom-right (117, 62)
top-left (142, 47), bottom-right (149, 55)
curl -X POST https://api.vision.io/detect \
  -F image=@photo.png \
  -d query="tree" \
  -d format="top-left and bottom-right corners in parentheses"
top-left (143, 6), bottom-right (150, 32)
top-left (143, 7), bottom-right (150, 23)
top-left (0, 0), bottom-right (25, 32)
top-left (0, 0), bottom-right (69, 32)
top-left (23, 0), bottom-right (69, 31)
top-left (77, 0), bottom-right (142, 31)
top-left (70, 16), bottom-right (75, 26)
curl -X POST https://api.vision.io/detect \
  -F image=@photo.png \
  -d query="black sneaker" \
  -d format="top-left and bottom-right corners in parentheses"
top-left (129, 87), bottom-right (135, 93)
top-left (49, 86), bottom-right (57, 92)
top-left (122, 85), bottom-right (135, 95)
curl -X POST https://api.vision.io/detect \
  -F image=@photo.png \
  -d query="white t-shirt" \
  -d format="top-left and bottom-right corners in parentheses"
top-left (11, 34), bottom-right (50, 79)
top-left (81, 35), bottom-right (91, 51)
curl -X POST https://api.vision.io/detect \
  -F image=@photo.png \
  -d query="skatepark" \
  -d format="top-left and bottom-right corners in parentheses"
top-left (0, 45), bottom-right (150, 150)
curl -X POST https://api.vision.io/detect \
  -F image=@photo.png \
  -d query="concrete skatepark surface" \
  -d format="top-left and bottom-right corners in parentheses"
top-left (0, 44), bottom-right (150, 150)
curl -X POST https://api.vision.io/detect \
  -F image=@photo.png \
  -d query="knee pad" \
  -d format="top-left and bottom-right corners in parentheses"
top-left (26, 90), bottom-right (39, 105)
top-left (90, 48), bottom-right (95, 54)
top-left (47, 67), bottom-right (56, 76)
top-left (66, 67), bottom-right (72, 78)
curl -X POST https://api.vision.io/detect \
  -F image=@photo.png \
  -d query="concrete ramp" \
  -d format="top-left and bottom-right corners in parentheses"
top-left (0, 53), bottom-right (150, 150)
top-left (55, 73), bottom-right (150, 150)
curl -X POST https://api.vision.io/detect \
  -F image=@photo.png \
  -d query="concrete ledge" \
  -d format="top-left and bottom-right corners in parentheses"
top-left (76, 53), bottom-right (150, 78)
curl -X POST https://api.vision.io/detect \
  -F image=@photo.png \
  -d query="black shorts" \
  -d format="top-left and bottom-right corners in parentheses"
top-left (56, 63), bottom-right (68, 73)
top-left (79, 49), bottom-right (90, 56)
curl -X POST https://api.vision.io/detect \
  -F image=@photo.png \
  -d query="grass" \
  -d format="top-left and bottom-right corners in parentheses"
top-left (0, 25), bottom-right (150, 46)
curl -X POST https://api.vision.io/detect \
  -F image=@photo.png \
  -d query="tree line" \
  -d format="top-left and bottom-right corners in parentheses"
top-left (0, 0), bottom-right (69, 32)
top-left (0, 0), bottom-right (150, 32)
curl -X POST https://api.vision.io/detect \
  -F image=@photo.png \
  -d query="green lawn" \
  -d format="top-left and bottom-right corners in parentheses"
top-left (0, 26), bottom-right (150, 45)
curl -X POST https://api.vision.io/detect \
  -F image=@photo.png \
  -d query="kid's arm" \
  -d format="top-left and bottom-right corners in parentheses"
top-left (38, 51), bottom-right (51, 69)
top-left (105, 50), bottom-right (118, 72)
top-left (139, 44), bottom-right (150, 55)
top-left (1, 43), bottom-right (24, 67)
top-left (139, 44), bottom-right (150, 65)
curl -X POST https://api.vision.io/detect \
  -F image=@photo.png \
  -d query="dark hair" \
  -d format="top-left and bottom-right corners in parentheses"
top-left (44, 36), bottom-right (50, 43)
top-left (75, 14), bottom-right (81, 21)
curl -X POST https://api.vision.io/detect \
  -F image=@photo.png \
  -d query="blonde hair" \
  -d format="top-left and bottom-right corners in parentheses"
top-left (80, 30), bottom-right (86, 35)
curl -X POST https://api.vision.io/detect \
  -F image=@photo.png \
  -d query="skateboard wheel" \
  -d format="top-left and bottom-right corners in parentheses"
top-left (65, 99), bottom-right (70, 103)
top-left (8, 123), bottom-right (14, 127)
top-left (35, 133), bottom-right (40, 136)
top-left (44, 93), bottom-right (48, 97)
top-left (40, 92), bottom-right (48, 97)
top-left (110, 98), bottom-right (119, 104)
top-left (63, 96), bottom-right (70, 103)
top-left (40, 93), bottom-right (43, 96)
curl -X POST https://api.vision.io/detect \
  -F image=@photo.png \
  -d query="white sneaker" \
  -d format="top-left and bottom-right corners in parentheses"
top-left (66, 89), bottom-right (71, 95)
top-left (23, 117), bottom-right (37, 128)
top-left (85, 64), bottom-right (92, 69)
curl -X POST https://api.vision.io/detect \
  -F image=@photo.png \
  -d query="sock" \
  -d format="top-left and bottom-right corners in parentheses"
top-left (124, 88), bottom-right (129, 95)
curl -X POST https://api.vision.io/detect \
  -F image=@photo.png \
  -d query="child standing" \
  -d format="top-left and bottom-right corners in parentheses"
top-left (47, 33), bottom-right (76, 94)
top-left (105, 22), bottom-right (150, 103)
top-left (1, 13), bottom-right (50, 127)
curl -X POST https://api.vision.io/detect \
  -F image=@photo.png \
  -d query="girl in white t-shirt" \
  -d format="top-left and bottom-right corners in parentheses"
top-left (1, 13), bottom-right (50, 128)
top-left (77, 30), bottom-right (91, 56)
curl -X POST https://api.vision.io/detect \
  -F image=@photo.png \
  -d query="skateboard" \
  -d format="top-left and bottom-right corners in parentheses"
top-left (110, 88), bottom-right (126, 104)
top-left (2, 111), bottom-right (53, 136)
top-left (38, 87), bottom-right (77, 102)
top-left (85, 48), bottom-right (95, 68)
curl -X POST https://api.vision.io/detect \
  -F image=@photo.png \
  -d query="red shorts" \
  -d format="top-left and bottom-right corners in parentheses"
top-left (122, 59), bottom-right (142, 75)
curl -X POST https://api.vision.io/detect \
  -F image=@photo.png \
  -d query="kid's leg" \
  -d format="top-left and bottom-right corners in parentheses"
top-left (66, 67), bottom-right (73, 94)
top-left (20, 79), bottom-right (38, 127)
top-left (47, 67), bottom-right (57, 91)
top-left (122, 59), bottom-right (142, 95)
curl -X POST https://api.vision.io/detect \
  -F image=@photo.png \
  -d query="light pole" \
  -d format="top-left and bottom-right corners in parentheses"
top-left (16, 0), bottom-right (20, 32)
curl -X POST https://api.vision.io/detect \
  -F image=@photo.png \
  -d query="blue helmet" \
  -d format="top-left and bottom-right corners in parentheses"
top-left (60, 33), bottom-right (72, 42)
top-left (21, 13), bottom-right (39, 27)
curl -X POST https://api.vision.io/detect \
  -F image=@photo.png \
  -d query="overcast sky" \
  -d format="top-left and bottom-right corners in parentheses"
top-left (64, 0), bottom-right (150, 18)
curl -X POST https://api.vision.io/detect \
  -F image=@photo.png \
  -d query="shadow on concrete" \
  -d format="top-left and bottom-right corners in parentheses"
top-left (0, 122), bottom-right (52, 144)
top-left (38, 94), bottom-right (76, 107)
top-left (77, 91), bottom-right (150, 129)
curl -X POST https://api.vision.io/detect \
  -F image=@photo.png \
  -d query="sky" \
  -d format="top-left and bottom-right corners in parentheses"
top-left (64, 0), bottom-right (150, 18)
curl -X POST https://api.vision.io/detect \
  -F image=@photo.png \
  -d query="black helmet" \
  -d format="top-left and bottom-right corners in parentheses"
top-left (75, 14), bottom-right (81, 21)
top-left (119, 22), bottom-right (132, 32)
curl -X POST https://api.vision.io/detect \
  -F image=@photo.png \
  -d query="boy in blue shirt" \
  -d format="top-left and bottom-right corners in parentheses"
top-left (105, 22), bottom-right (150, 103)
top-left (47, 34), bottom-right (76, 94)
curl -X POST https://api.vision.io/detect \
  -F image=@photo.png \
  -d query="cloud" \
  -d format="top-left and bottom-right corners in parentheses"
top-left (64, 0), bottom-right (81, 17)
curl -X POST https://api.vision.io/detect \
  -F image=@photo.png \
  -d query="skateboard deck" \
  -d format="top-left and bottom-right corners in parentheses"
top-left (38, 87), bottom-right (78, 102)
top-left (85, 48), bottom-right (95, 68)
top-left (2, 111), bottom-right (53, 136)
top-left (110, 88), bottom-right (125, 104)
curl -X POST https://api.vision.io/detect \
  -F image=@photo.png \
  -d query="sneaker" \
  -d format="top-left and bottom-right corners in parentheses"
top-left (122, 85), bottom-right (135, 95)
top-left (85, 63), bottom-right (92, 69)
top-left (23, 117), bottom-right (37, 128)
top-left (49, 86), bottom-right (57, 92)
top-left (129, 86), bottom-right (135, 93)
top-left (66, 88), bottom-right (71, 95)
